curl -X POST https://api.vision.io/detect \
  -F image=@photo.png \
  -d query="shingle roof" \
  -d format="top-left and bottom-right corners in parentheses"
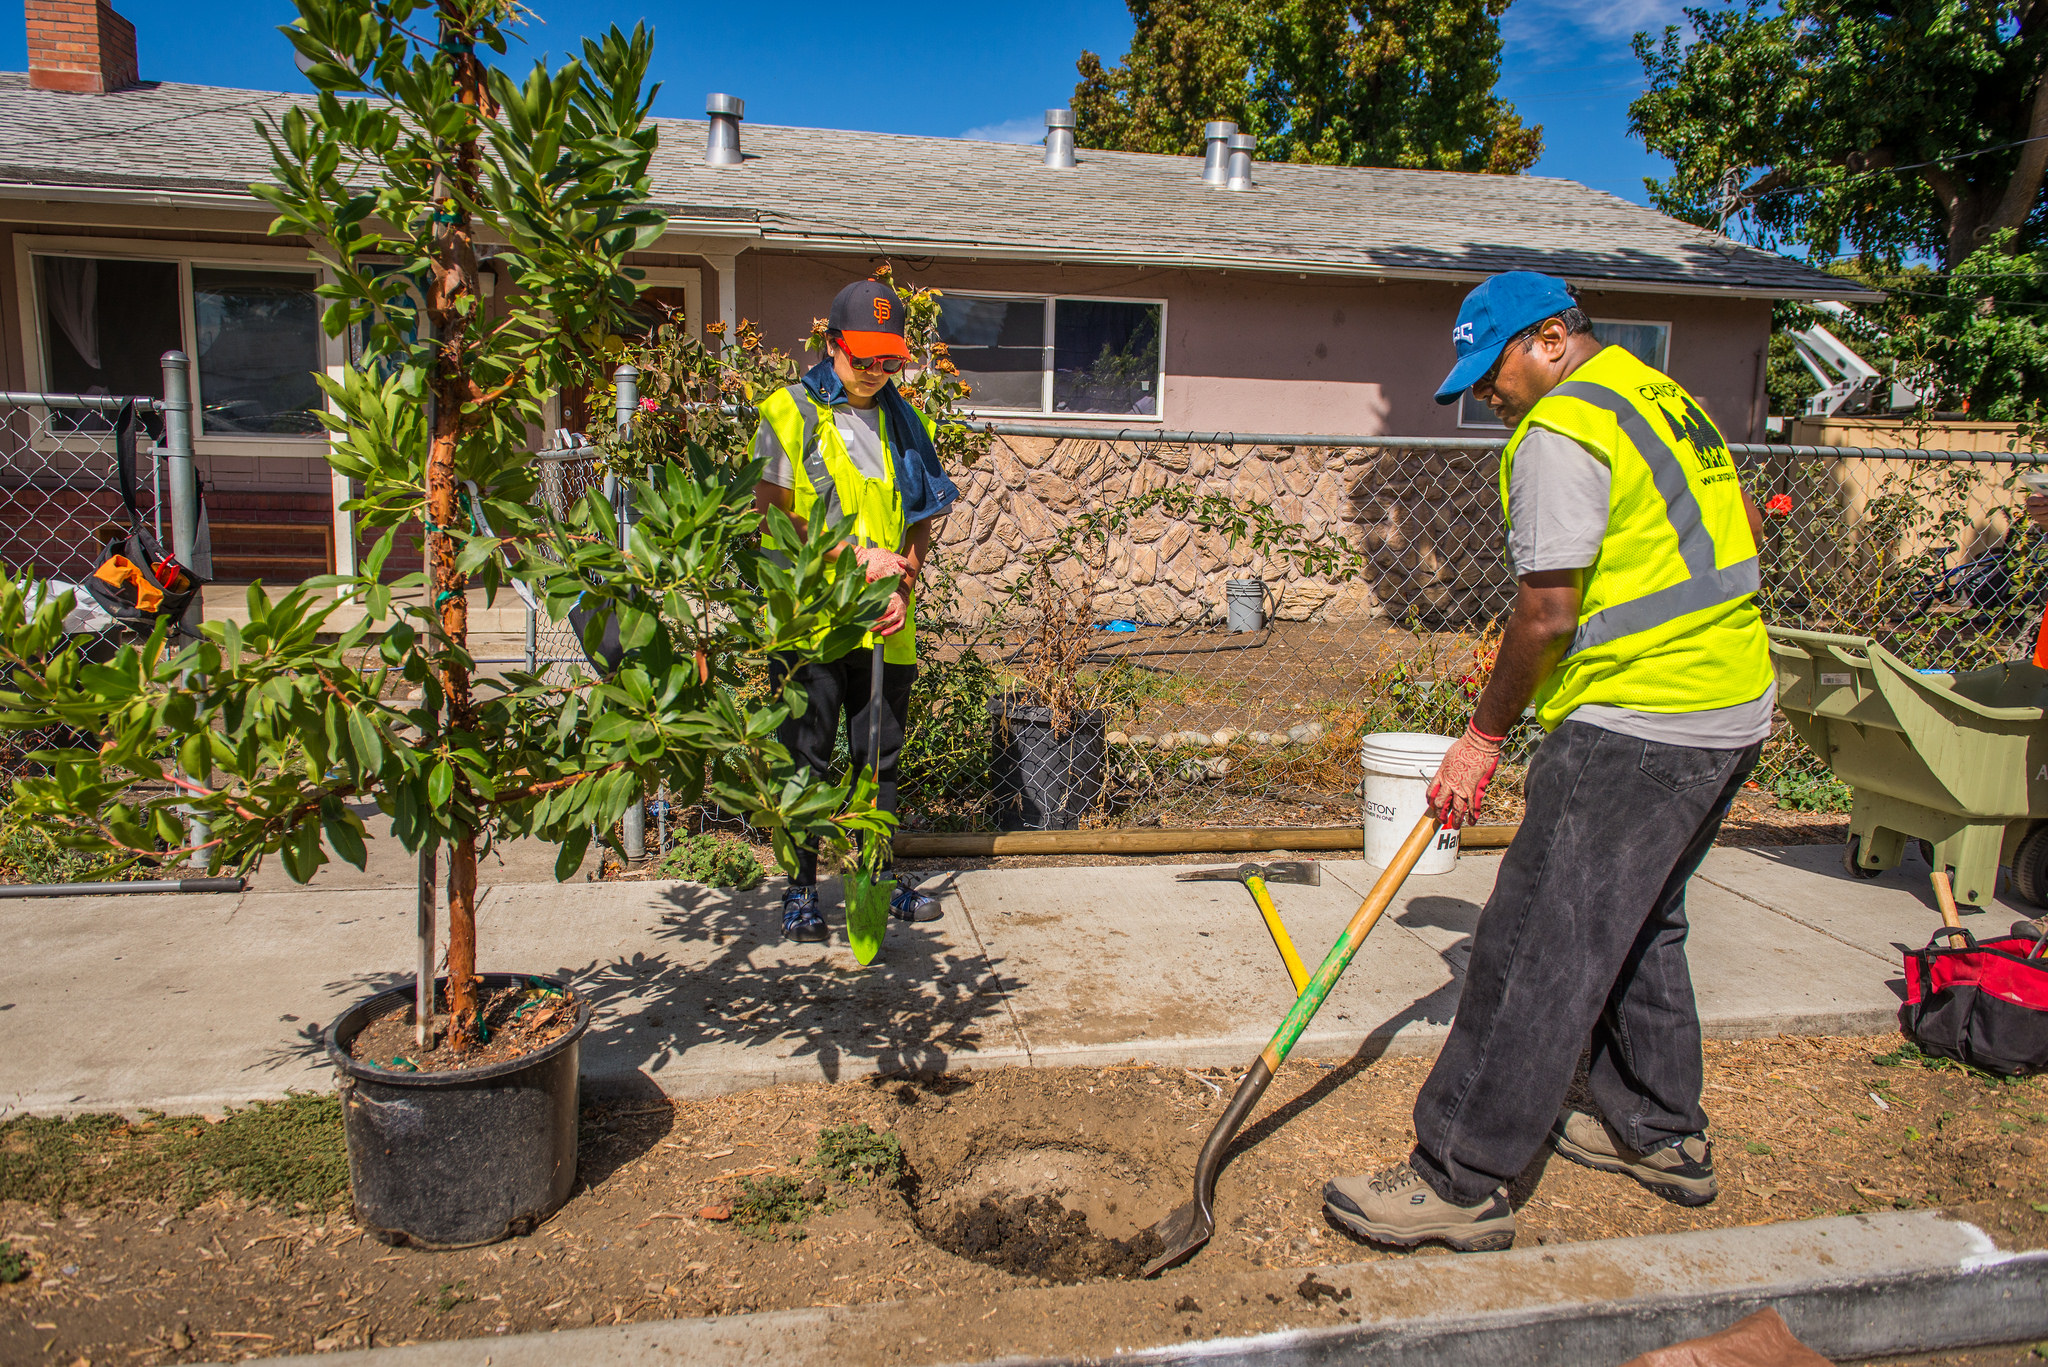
top-left (0, 73), bottom-right (1852, 298)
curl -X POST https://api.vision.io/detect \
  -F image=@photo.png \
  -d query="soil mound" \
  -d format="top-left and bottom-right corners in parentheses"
top-left (927, 1192), bottom-right (1163, 1282)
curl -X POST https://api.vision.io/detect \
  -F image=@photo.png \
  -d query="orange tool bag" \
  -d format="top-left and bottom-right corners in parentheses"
top-left (83, 400), bottom-right (205, 634)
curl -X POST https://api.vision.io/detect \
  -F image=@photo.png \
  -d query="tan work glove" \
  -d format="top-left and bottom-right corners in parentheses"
top-left (1427, 722), bottom-right (1505, 829)
top-left (874, 584), bottom-right (910, 637)
top-left (851, 545), bottom-right (912, 582)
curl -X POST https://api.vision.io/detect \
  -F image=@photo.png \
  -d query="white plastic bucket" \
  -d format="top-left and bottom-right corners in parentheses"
top-left (1360, 732), bottom-right (1460, 875)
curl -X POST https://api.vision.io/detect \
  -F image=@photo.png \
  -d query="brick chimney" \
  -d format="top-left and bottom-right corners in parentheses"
top-left (27, 0), bottom-right (141, 94)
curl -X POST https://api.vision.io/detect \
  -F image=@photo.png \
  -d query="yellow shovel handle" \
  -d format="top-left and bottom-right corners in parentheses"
top-left (1246, 875), bottom-right (1310, 995)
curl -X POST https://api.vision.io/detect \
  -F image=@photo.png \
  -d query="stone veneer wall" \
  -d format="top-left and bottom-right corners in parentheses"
top-left (933, 437), bottom-right (1515, 628)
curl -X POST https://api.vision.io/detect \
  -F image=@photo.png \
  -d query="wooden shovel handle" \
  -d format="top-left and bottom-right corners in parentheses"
top-left (1257, 812), bottom-right (1441, 1073)
top-left (1931, 869), bottom-right (1967, 949)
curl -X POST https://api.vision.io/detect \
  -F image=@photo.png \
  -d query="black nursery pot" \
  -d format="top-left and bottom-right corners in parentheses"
top-left (988, 696), bottom-right (1107, 831)
top-left (325, 973), bottom-right (591, 1250)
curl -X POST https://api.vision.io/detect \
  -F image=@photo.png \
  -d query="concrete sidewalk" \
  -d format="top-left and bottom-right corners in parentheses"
top-left (2, 839), bottom-right (2022, 1116)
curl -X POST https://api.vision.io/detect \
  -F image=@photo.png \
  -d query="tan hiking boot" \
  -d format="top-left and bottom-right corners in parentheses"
top-left (1550, 1108), bottom-right (1718, 1207)
top-left (1322, 1161), bottom-right (1515, 1252)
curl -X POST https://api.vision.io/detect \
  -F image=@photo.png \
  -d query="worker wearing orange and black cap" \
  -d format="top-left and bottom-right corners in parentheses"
top-left (753, 279), bottom-right (959, 943)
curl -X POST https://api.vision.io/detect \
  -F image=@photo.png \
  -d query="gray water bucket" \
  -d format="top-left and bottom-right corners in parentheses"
top-left (1225, 578), bottom-right (1269, 633)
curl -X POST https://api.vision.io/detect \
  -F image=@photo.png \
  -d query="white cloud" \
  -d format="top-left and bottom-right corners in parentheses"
top-left (957, 116), bottom-right (1046, 145)
top-left (1503, 0), bottom-right (1691, 59)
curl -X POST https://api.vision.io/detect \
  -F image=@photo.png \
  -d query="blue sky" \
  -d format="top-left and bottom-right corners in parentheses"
top-left (2, 0), bottom-right (1690, 207)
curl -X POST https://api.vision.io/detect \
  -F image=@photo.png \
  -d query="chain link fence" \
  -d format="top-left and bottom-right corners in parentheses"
top-left (0, 388), bottom-right (168, 779)
top-left (892, 429), bottom-right (2048, 834)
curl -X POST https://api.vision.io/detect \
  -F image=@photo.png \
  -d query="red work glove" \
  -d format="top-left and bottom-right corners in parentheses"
top-left (1427, 722), bottom-right (1505, 830)
top-left (851, 545), bottom-right (911, 582)
top-left (874, 584), bottom-right (910, 637)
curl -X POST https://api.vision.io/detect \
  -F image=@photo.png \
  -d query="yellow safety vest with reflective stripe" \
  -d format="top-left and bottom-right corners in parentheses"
top-left (757, 384), bottom-right (931, 665)
top-left (1499, 345), bottom-right (1773, 731)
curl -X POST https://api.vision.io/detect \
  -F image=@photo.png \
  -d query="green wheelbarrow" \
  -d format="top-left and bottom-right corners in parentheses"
top-left (1769, 626), bottom-right (2048, 908)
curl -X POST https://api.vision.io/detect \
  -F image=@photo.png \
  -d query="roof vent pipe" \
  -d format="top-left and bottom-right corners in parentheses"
top-left (1202, 121), bottom-right (1236, 185)
top-left (1226, 133), bottom-right (1255, 190)
top-left (705, 93), bottom-right (744, 166)
top-left (1043, 108), bottom-right (1076, 168)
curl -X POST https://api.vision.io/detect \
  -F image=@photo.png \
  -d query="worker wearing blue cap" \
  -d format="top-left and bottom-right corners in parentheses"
top-left (1322, 271), bottom-right (1772, 1253)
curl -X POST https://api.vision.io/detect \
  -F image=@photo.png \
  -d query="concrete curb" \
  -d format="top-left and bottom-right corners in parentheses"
top-left (229, 1211), bottom-right (2047, 1367)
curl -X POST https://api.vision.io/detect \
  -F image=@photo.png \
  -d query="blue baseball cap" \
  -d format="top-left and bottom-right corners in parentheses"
top-left (1434, 271), bottom-right (1578, 405)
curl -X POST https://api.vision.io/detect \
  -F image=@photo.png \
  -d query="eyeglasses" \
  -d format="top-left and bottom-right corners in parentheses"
top-left (840, 350), bottom-right (906, 375)
top-left (1475, 322), bottom-right (1544, 390)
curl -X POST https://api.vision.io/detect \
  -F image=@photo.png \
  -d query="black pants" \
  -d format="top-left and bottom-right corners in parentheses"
top-left (1409, 721), bottom-right (1761, 1205)
top-left (771, 651), bottom-right (917, 886)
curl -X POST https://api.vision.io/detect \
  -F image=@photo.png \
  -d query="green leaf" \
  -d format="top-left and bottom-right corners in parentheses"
top-left (428, 760), bottom-right (454, 810)
top-left (554, 825), bottom-right (591, 882)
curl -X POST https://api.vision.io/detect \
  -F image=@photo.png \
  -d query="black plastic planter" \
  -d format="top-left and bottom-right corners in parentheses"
top-left (989, 697), bottom-right (1107, 830)
top-left (325, 973), bottom-right (590, 1249)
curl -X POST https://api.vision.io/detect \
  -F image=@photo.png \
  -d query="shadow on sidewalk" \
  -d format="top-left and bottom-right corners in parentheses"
top-left (564, 875), bottom-right (1014, 1098)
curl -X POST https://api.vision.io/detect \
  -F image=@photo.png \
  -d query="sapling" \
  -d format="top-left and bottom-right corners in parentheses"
top-left (0, 0), bottom-right (892, 1056)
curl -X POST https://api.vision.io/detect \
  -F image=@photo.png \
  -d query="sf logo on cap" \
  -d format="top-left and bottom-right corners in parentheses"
top-left (873, 296), bottom-right (892, 324)
top-left (1452, 322), bottom-right (1475, 345)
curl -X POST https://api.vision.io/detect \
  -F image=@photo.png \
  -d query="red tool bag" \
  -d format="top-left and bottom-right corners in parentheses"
top-left (1901, 927), bottom-right (2048, 1076)
top-left (83, 399), bottom-right (203, 634)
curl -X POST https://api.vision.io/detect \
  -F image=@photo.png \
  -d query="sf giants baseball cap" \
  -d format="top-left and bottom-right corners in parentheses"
top-left (828, 279), bottom-right (912, 361)
top-left (1434, 271), bottom-right (1577, 404)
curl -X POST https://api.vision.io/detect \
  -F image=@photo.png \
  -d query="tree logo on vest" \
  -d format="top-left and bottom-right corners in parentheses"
top-left (1662, 395), bottom-right (1731, 472)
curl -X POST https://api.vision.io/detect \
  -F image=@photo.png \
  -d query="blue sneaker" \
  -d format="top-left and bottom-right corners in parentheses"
top-left (781, 885), bottom-right (828, 942)
top-left (889, 884), bottom-right (943, 923)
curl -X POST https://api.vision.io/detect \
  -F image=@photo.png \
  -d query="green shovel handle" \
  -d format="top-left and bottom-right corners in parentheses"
top-left (1258, 813), bottom-right (1441, 1073)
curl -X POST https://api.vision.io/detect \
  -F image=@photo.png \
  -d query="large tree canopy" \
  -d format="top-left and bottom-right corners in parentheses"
top-left (1630, 0), bottom-right (2048, 270)
top-left (1072, 0), bottom-right (1542, 173)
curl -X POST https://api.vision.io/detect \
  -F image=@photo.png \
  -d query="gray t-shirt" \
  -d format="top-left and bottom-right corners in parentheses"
top-left (1507, 427), bottom-right (1774, 749)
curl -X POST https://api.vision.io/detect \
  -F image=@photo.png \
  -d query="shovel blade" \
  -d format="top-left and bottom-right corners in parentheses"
top-left (1140, 1199), bottom-right (1213, 1278)
top-left (846, 875), bottom-right (893, 966)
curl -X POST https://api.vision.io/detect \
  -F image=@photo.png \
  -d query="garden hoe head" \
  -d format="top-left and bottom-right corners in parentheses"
top-left (1143, 814), bottom-right (1443, 1278)
top-left (1174, 860), bottom-right (1322, 888)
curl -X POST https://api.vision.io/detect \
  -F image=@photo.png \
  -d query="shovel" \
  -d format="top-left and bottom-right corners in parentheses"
top-left (1175, 861), bottom-right (1319, 994)
top-left (1142, 812), bottom-right (1442, 1277)
top-left (845, 641), bottom-right (893, 966)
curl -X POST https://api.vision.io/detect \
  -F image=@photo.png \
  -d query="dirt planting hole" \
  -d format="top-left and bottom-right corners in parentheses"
top-left (912, 1146), bottom-right (1171, 1282)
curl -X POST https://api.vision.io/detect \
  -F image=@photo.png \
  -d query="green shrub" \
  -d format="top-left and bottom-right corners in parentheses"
top-left (0, 1240), bottom-right (27, 1283)
top-left (0, 792), bottom-right (153, 884)
top-left (814, 1122), bottom-right (903, 1186)
top-left (656, 833), bottom-right (764, 889)
top-left (732, 1174), bottom-right (822, 1239)
top-left (1769, 767), bottom-right (1853, 813)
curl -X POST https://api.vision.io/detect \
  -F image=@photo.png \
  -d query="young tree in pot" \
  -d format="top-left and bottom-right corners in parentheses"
top-left (0, 0), bottom-right (894, 1247)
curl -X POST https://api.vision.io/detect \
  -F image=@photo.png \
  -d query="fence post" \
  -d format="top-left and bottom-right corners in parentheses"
top-left (160, 352), bottom-right (200, 631)
top-left (160, 351), bottom-right (210, 869)
top-left (613, 364), bottom-right (646, 866)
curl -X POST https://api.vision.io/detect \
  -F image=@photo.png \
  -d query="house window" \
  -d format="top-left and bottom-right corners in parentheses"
top-left (23, 242), bottom-right (331, 449)
top-left (193, 267), bottom-right (324, 436)
top-left (1457, 319), bottom-right (1671, 429)
top-left (936, 293), bottom-right (1165, 418)
top-left (37, 255), bottom-right (182, 402)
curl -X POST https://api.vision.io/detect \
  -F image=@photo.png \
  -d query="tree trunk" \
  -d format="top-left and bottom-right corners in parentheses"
top-left (427, 0), bottom-right (491, 1053)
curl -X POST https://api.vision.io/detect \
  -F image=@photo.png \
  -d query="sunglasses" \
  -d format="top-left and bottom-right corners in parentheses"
top-left (1475, 322), bottom-right (1544, 390)
top-left (840, 350), bottom-right (906, 375)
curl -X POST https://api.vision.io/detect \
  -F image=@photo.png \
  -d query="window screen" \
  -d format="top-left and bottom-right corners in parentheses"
top-left (38, 255), bottom-right (181, 401)
top-left (193, 267), bottom-right (325, 436)
top-left (1458, 320), bottom-right (1671, 428)
top-left (1054, 300), bottom-right (1161, 416)
top-left (936, 294), bottom-right (1044, 410)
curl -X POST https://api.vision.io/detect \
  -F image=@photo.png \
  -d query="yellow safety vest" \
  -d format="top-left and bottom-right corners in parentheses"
top-left (1500, 345), bottom-right (1773, 730)
top-left (757, 384), bottom-right (931, 665)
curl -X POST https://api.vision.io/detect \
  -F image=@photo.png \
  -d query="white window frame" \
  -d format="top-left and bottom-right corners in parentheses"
top-left (14, 234), bottom-right (345, 459)
top-left (1455, 317), bottom-right (1673, 430)
top-left (936, 288), bottom-right (1169, 422)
